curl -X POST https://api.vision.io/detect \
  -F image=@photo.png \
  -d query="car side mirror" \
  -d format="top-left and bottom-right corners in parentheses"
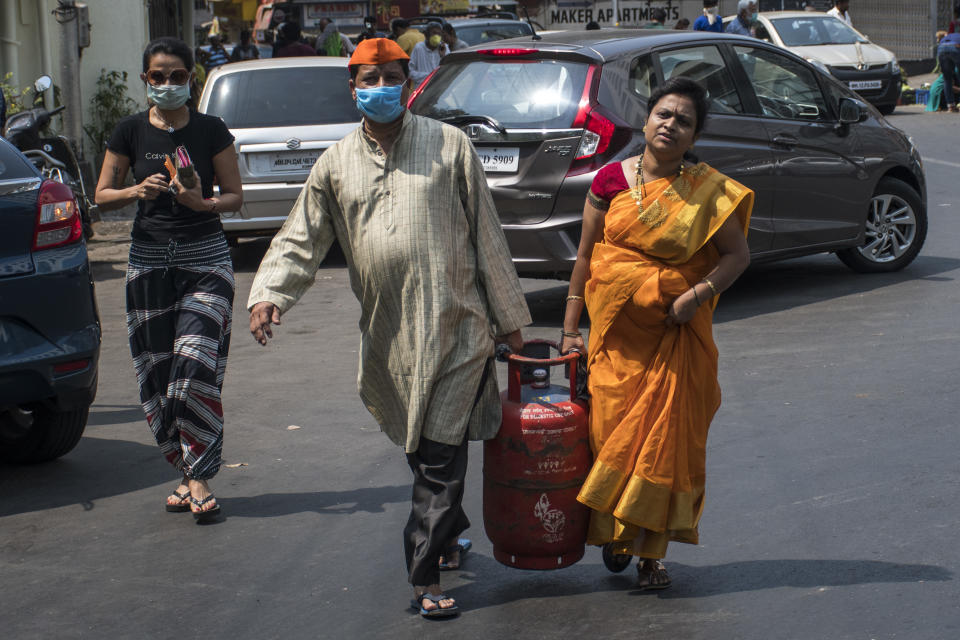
top-left (837, 97), bottom-right (866, 124)
top-left (34, 75), bottom-right (52, 93)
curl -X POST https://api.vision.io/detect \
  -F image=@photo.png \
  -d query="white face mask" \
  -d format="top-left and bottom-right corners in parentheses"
top-left (705, 6), bottom-right (718, 15)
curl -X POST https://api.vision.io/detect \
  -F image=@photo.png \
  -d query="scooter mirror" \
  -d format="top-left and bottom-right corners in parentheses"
top-left (34, 75), bottom-right (52, 93)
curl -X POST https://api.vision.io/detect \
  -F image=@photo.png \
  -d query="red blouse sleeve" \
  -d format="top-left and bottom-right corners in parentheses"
top-left (588, 162), bottom-right (630, 209)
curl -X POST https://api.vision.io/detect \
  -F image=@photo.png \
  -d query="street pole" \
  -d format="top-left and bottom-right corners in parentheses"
top-left (613, 0), bottom-right (619, 26)
top-left (55, 0), bottom-right (84, 159)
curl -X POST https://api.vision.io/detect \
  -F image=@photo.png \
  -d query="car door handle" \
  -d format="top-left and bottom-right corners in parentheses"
top-left (772, 135), bottom-right (798, 149)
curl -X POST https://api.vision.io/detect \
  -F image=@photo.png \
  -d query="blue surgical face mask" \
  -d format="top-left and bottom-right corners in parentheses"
top-left (354, 84), bottom-right (405, 123)
top-left (147, 83), bottom-right (191, 110)
top-left (750, 11), bottom-right (759, 23)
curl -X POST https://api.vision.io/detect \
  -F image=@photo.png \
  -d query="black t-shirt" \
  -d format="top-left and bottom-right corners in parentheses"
top-left (107, 110), bottom-right (235, 242)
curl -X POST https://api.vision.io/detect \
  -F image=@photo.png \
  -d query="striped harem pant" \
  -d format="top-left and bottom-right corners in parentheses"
top-left (125, 231), bottom-right (234, 480)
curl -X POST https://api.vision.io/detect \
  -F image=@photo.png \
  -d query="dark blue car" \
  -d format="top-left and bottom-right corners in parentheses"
top-left (0, 136), bottom-right (100, 463)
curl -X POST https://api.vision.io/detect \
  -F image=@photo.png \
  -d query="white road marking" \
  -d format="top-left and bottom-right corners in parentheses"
top-left (924, 157), bottom-right (960, 169)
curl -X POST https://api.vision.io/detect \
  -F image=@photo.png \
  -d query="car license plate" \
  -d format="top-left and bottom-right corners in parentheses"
top-left (848, 80), bottom-right (882, 91)
top-left (249, 150), bottom-right (321, 174)
top-left (476, 147), bottom-right (519, 173)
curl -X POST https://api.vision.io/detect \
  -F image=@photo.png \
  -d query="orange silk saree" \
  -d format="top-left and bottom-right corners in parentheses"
top-left (576, 162), bottom-right (753, 559)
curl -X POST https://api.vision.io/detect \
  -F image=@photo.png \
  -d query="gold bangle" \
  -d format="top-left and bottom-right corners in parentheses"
top-left (702, 277), bottom-right (718, 297)
top-left (566, 295), bottom-right (584, 302)
top-left (561, 330), bottom-right (582, 337)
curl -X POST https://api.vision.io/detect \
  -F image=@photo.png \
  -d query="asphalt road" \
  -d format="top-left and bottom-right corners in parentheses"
top-left (3, 106), bottom-right (960, 640)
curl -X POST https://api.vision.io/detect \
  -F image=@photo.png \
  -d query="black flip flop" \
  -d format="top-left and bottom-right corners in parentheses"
top-left (411, 593), bottom-right (459, 619)
top-left (190, 495), bottom-right (221, 523)
top-left (165, 488), bottom-right (191, 513)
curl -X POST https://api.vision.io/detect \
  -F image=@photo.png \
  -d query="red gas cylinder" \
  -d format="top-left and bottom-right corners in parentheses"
top-left (483, 341), bottom-right (591, 570)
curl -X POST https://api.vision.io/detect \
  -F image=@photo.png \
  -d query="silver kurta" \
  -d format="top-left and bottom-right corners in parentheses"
top-left (248, 113), bottom-right (532, 452)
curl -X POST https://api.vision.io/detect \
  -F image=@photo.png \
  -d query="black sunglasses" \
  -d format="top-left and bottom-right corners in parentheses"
top-left (146, 69), bottom-right (190, 87)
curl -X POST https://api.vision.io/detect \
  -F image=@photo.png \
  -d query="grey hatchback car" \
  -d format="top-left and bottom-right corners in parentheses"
top-left (409, 30), bottom-right (926, 277)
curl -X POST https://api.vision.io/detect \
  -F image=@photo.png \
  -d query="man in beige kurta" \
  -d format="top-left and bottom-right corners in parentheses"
top-left (247, 38), bottom-right (530, 618)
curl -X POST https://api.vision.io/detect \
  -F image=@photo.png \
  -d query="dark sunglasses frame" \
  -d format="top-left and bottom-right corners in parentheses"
top-left (145, 69), bottom-right (191, 87)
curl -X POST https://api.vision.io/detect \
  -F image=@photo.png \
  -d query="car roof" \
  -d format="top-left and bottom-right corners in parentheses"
top-left (447, 18), bottom-right (529, 27)
top-left (761, 11), bottom-right (834, 18)
top-left (204, 57), bottom-right (348, 79)
top-left (458, 29), bottom-right (759, 62)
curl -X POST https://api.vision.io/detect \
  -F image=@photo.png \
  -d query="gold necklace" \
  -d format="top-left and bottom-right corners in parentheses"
top-left (634, 155), bottom-right (683, 214)
top-left (634, 154), bottom-right (684, 228)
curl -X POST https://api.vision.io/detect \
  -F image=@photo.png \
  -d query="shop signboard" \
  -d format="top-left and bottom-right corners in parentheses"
top-left (303, 2), bottom-right (366, 27)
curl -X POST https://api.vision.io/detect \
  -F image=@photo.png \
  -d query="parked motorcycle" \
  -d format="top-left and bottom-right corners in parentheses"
top-left (2, 75), bottom-right (97, 238)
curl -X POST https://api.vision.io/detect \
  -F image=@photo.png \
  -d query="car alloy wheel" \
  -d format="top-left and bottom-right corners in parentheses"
top-left (858, 192), bottom-right (917, 264)
top-left (837, 177), bottom-right (926, 273)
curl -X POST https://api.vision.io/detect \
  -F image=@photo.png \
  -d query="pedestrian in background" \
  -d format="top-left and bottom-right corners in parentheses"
top-left (316, 18), bottom-right (356, 57)
top-left (442, 23), bottom-right (468, 51)
top-left (726, 0), bottom-right (758, 37)
top-left (562, 77), bottom-right (752, 589)
top-left (645, 8), bottom-right (667, 29)
top-left (93, 37), bottom-right (243, 523)
top-left (693, 0), bottom-right (723, 32)
top-left (230, 29), bottom-right (259, 62)
top-left (409, 22), bottom-right (448, 87)
top-left (827, 0), bottom-right (852, 27)
top-left (394, 18), bottom-right (425, 54)
top-left (274, 22), bottom-right (316, 57)
top-left (357, 16), bottom-right (381, 43)
top-left (586, 20), bottom-right (601, 30)
top-left (937, 30), bottom-right (960, 112)
top-left (247, 38), bottom-right (530, 618)
top-left (204, 34), bottom-right (230, 72)
top-left (675, 18), bottom-right (691, 30)
top-left (950, 3), bottom-right (959, 33)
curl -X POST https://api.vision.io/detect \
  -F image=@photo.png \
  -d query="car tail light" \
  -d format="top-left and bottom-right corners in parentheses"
top-left (576, 110), bottom-right (616, 160)
top-left (407, 69), bottom-right (438, 108)
top-left (477, 48), bottom-right (537, 56)
top-left (33, 180), bottom-right (82, 251)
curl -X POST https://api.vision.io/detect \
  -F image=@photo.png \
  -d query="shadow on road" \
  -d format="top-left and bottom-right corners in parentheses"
top-left (223, 484), bottom-right (410, 518)
top-left (439, 553), bottom-right (951, 611)
top-left (89, 261), bottom-right (126, 282)
top-left (522, 254), bottom-right (960, 328)
top-left (86, 404), bottom-right (145, 427)
top-left (646, 559), bottom-right (953, 598)
top-left (0, 436), bottom-right (175, 517)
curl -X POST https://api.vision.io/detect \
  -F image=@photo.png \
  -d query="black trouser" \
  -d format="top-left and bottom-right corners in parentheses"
top-left (939, 46), bottom-right (960, 107)
top-left (404, 437), bottom-right (470, 587)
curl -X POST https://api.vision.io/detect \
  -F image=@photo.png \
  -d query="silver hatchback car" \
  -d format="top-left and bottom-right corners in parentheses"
top-left (198, 57), bottom-right (360, 240)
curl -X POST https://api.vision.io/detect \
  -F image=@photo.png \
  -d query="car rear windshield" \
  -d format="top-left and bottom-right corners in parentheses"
top-left (204, 66), bottom-right (357, 128)
top-left (412, 59), bottom-right (590, 129)
top-left (455, 23), bottom-right (533, 45)
top-left (770, 17), bottom-right (867, 46)
top-left (0, 142), bottom-right (38, 180)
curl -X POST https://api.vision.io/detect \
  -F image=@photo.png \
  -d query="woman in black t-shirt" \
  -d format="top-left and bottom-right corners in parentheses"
top-left (94, 37), bottom-right (243, 524)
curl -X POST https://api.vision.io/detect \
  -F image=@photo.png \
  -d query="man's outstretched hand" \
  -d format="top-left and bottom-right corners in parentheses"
top-left (250, 302), bottom-right (282, 345)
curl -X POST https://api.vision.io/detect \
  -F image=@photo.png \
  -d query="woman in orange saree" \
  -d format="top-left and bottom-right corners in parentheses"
top-left (561, 78), bottom-right (753, 589)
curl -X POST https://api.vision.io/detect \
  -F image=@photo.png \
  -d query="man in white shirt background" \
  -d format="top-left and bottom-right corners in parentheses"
top-left (827, 0), bottom-right (852, 27)
top-left (410, 22), bottom-right (448, 87)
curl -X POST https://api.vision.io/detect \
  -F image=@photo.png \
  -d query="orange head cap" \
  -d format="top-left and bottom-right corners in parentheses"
top-left (348, 38), bottom-right (410, 67)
